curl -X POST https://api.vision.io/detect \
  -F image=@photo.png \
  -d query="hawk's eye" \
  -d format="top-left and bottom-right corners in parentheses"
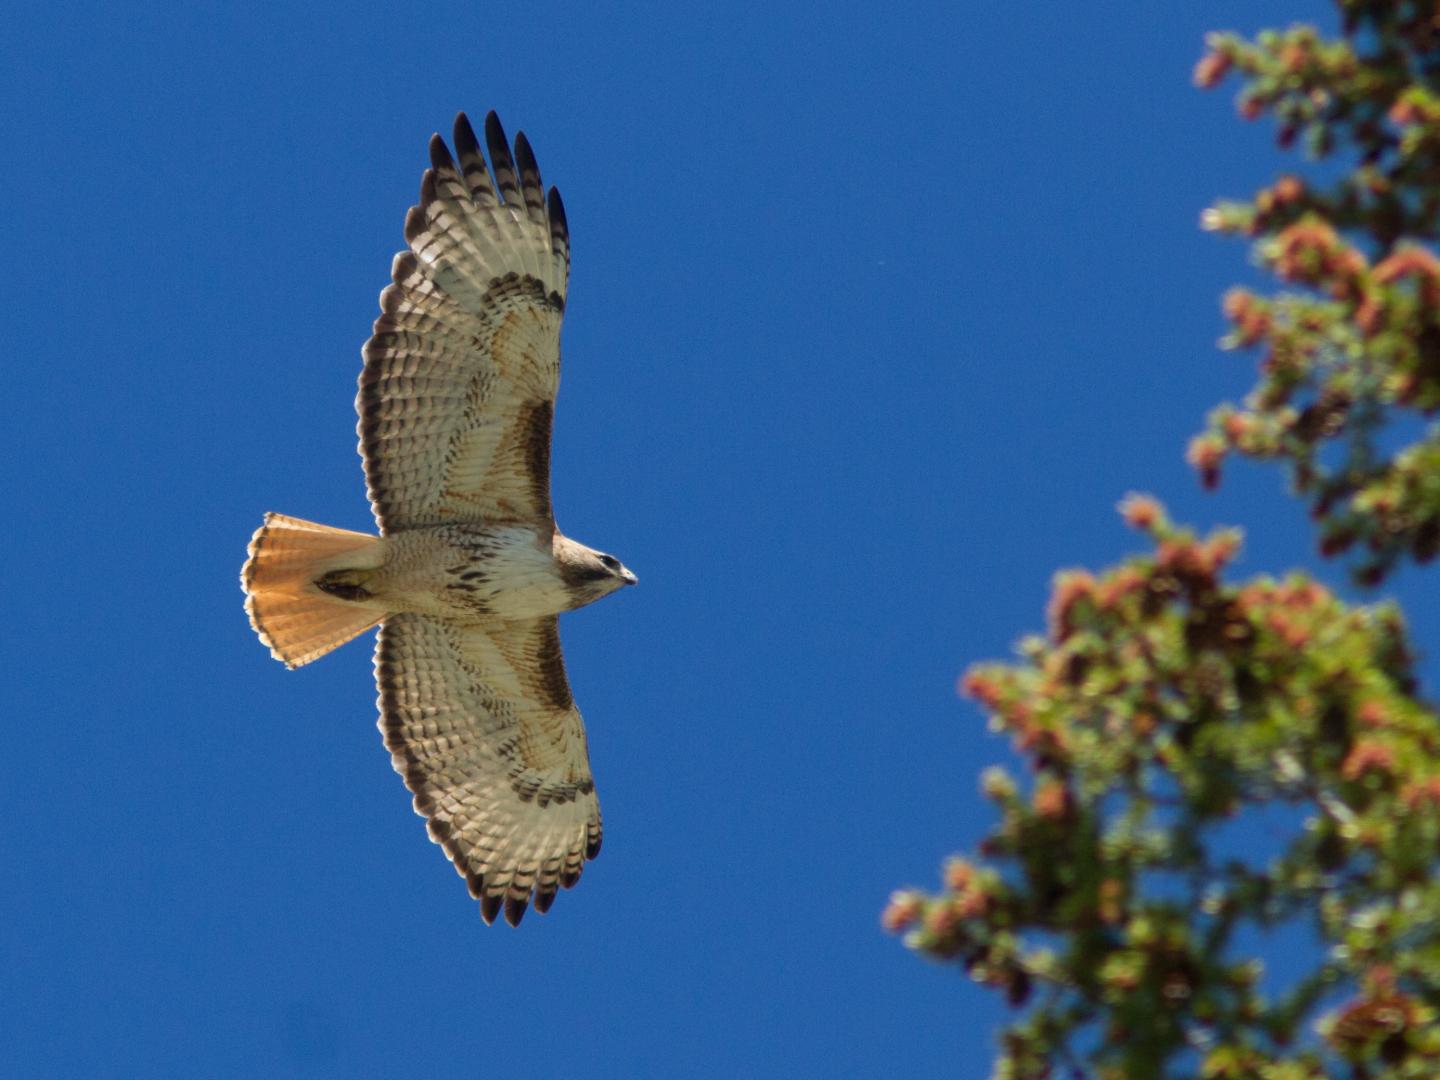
top-left (599, 555), bottom-right (620, 571)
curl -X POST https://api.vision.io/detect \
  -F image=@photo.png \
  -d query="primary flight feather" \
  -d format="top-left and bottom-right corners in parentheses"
top-left (241, 112), bottom-right (635, 927)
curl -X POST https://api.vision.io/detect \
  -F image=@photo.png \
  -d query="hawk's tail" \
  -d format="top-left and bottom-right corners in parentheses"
top-left (242, 513), bottom-right (388, 669)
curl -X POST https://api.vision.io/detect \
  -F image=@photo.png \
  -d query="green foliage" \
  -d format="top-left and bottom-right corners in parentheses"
top-left (887, 501), bottom-right (1440, 1076)
top-left (1191, 6), bottom-right (1440, 583)
top-left (889, 5), bottom-right (1440, 1076)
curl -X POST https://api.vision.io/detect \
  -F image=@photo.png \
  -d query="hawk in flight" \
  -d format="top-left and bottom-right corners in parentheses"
top-left (241, 112), bottom-right (635, 927)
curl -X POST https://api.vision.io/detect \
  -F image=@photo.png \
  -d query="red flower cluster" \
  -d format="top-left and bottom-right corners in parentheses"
top-left (891, 9), bottom-right (1440, 1076)
top-left (1191, 14), bottom-right (1440, 584)
top-left (893, 499), bottom-right (1439, 1075)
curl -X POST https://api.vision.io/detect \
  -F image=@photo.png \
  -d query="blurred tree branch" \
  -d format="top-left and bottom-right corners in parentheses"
top-left (1191, 4), bottom-right (1440, 583)
top-left (889, 5), bottom-right (1440, 1077)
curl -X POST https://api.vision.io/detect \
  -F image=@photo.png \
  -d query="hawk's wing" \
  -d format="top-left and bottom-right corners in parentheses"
top-left (358, 111), bottom-right (570, 532)
top-left (376, 612), bottom-right (602, 926)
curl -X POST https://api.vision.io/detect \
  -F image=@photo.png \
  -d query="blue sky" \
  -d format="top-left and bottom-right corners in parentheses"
top-left (7, 2), bottom-right (1435, 1077)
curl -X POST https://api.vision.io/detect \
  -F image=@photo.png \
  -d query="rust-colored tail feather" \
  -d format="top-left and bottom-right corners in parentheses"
top-left (242, 513), bottom-right (387, 668)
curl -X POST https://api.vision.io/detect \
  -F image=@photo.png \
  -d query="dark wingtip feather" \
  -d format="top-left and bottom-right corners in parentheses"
top-left (452, 111), bottom-right (496, 203)
top-left (418, 170), bottom-right (438, 208)
top-left (465, 871), bottom-right (486, 900)
top-left (504, 896), bottom-right (529, 927)
top-left (484, 111), bottom-right (508, 156)
top-left (403, 204), bottom-right (426, 244)
top-left (484, 112), bottom-right (520, 204)
top-left (547, 186), bottom-right (569, 261)
top-left (479, 893), bottom-right (502, 925)
top-left (428, 133), bottom-right (455, 173)
top-left (510, 131), bottom-right (546, 222)
top-left (513, 130), bottom-right (536, 165)
top-left (427, 132), bottom-right (471, 202)
top-left (453, 112), bottom-right (480, 159)
top-left (533, 887), bottom-right (557, 914)
top-left (586, 831), bottom-right (602, 860)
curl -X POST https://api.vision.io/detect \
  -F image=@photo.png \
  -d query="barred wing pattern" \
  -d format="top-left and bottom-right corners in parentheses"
top-left (358, 111), bottom-right (571, 531)
top-left (377, 613), bottom-right (602, 926)
top-left (360, 115), bottom-right (600, 926)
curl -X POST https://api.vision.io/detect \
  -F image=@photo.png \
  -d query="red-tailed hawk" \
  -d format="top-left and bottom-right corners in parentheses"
top-left (240, 112), bottom-right (635, 927)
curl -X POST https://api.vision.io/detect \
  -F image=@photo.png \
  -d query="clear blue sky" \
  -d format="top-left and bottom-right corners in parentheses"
top-left (6, 2), bottom-right (1435, 1077)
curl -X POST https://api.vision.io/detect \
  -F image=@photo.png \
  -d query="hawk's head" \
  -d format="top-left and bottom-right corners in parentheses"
top-left (555, 535), bottom-right (637, 608)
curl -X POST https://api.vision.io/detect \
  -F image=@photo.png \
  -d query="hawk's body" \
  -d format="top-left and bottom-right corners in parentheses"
top-left (241, 112), bottom-right (634, 927)
top-left (311, 524), bottom-right (621, 621)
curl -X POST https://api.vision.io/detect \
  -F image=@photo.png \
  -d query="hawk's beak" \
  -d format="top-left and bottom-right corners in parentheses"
top-left (620, 568), bottom-right (638, 586)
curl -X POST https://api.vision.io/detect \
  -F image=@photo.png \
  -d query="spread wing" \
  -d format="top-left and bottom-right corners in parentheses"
top-left (358, 111), bottom-right (571, 532)
top-left (376, 612), bottom-right (602, 926)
